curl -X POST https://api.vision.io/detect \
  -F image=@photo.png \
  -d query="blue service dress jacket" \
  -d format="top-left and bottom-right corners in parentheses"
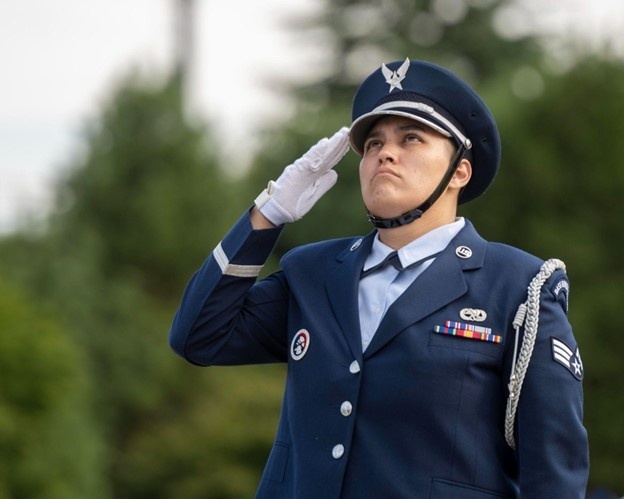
top-left (169, 210), bottom-right (589, 499)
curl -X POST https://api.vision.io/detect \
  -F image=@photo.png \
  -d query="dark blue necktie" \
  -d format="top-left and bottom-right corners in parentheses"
top-left (361, 250), bottom-right (442, 278)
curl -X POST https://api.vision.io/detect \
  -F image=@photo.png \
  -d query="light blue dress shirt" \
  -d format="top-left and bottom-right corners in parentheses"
top-left (358, 218), bottom-right (465, 351)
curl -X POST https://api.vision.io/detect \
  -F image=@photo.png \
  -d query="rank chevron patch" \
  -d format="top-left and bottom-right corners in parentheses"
top-left (551, 337), bottom-right (583, 380)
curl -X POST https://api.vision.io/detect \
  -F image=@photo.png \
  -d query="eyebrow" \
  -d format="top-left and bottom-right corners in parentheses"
top-left (366, 123), bottom-right (429, 140)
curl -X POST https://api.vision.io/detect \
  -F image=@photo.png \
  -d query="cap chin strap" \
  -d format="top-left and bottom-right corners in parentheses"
top-left (367, 144), bottom-right (468, 229)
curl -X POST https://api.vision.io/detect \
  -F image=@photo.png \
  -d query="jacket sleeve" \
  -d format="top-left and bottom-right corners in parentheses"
top-left (168, 210), bottom-right (290, 366)
top-left (514, 269), bottom-right (589, 497)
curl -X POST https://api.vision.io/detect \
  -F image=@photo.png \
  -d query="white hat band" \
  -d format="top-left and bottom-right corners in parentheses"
top-left (369, 100), bottom-right (472, 149)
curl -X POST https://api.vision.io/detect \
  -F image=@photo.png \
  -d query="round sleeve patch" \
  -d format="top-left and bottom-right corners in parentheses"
top-left (290, 329), bottom-right (310, 361)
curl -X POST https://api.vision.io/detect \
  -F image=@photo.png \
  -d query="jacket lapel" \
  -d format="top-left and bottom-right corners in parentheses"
top-left (363, 221), bottom-right (487, 358)
top-left (325, 232), bottom-right (375, 360)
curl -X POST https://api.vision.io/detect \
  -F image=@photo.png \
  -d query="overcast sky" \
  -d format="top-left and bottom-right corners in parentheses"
top-left (1, 0), bottom-right (622, 233)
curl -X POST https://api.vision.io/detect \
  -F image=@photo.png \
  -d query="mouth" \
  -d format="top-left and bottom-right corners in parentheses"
top-left (373, 166), bottom-right (400, 180)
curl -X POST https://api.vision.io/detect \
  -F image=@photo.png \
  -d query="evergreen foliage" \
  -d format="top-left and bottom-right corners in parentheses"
top-left (0, 0), bottom-right (622, 495)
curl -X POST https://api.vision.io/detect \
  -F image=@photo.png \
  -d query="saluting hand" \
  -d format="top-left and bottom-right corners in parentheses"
top-left (254, 127), bottom-right (350, 226)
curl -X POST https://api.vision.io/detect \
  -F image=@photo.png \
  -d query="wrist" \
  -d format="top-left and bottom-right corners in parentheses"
top-left (250, 206), bottom-right (278, 230)
top-left (254, 183), bottom-right (294, 226)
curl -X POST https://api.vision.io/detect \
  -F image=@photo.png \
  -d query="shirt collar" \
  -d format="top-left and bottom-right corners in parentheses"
top-left (363, 217), bottom-right (465, 271)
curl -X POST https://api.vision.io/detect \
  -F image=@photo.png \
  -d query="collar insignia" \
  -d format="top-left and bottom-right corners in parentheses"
top-left (350, 238), bottom-right (363, 251)
top-left (381, 58), bottom-right (410, 93)
top-left (455, 246), bottom-right (473, 259)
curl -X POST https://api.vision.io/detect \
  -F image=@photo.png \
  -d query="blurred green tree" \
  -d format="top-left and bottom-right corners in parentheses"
top-left (53, 73), bottom-right (237, 295)
top-left (0, 73), bottom-right (280, 498)
top-left (0, 0), bottom-right (622, 495)
top-left (0, 276), bottom-right (107, 499)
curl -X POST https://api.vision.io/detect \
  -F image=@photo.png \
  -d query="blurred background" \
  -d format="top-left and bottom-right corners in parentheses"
top-left (1, 0), bottom-right (623, 497)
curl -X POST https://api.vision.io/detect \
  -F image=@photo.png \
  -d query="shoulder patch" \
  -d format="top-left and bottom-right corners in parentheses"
top-left (551, 337), bottom-right (583, 380)
top-left (550, 275), bottom-right (570, 314)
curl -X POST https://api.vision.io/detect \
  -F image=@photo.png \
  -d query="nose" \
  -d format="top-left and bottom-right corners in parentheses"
top-left (379, 143), bottom-right (398, 163)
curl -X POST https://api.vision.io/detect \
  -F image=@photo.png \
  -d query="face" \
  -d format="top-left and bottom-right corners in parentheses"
top-left (359, 115), bottom-right (462, 220)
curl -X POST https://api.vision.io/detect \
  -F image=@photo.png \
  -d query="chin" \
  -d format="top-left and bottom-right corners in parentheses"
top-left (365, 185), bottom-right (417, 211)
top-left (365, 203), bottom-right (406, 220)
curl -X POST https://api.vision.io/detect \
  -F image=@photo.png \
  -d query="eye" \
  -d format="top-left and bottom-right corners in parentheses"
top-left (404, 133), bottom-right (422, 143)
top-left (364, 138), bottom-right (382, 152)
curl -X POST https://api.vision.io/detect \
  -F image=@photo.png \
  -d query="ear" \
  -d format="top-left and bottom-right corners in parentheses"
top-left (450, 158), bottom-right (472, 189)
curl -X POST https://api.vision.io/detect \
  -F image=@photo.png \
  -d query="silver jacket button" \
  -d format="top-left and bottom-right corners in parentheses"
top-left (332, 444), bottom-right (345, 459)
top-left (349, 360), bottom-right (360, 374)
top-left (340, 401), bottom-right (353, 417)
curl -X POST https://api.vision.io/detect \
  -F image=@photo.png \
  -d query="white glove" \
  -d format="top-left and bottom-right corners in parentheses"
top-left (254, 127), bottom-right (350, 225)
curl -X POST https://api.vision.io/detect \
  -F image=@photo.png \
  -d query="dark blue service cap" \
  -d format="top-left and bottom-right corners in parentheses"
top-left (349, 59), bottom-right (501, 204)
